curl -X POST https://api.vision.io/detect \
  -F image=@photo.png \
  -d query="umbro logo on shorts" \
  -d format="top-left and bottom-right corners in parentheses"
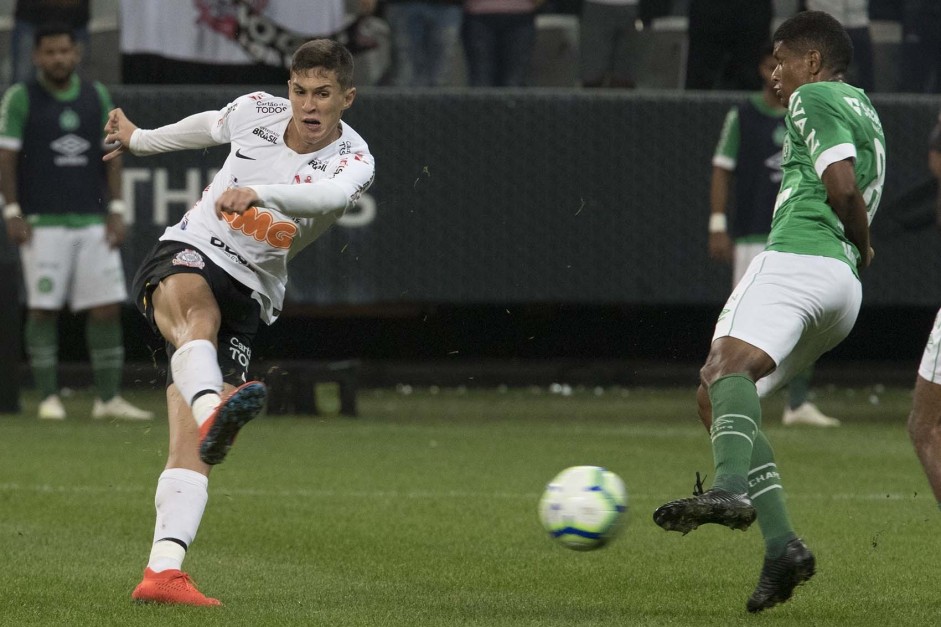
top-left (172, 249), bottom-right (206, 269)
top-left (235, 149), bottom-right (255, 160)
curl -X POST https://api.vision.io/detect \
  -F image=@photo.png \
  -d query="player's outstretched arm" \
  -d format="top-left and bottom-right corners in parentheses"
top-left (248, 181), bottom-right (352, 217)
top-left (244, 156), bottom-right (374, 218)
top-left (215, 181), bottom-right (353, 220)
top-left (103, 109), bottom-right (221, 161)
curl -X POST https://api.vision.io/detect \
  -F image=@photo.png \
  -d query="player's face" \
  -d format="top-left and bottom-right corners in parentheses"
top-left (33, 34), bottom-right (79, 87)
top-left (286, 68), bottom-right (356, 153)
top-left (759, 55), bottom-right (778, 91)
top-left (771, 41), bottom-right (814, 107)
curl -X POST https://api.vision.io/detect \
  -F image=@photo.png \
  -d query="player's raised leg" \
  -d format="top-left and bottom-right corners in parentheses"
top-left (654, 338), bottom-right (773, 533)
top-left (654, 375), bottom-right (759, 533)
top-left (153, 274), bottom-right (265, 464)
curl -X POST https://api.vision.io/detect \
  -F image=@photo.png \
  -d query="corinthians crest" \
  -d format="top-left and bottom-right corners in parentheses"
top-left (171, 249), bottom-right (206, 269)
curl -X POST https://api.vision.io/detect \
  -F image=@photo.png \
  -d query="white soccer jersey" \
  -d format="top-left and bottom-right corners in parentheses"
top-left (158, 91), bottom-right (375, 324)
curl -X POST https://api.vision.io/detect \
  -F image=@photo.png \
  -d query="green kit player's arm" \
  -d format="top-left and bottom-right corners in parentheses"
top-left (822, 159), bottom-right (872, 270)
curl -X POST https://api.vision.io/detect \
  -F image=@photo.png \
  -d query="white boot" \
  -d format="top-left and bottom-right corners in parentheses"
top-left (38, 394), bottom-right (67, 420)
top-left (92, 396), bottom-right (154, 421)
top-left (782, 402), bottom-right (840, 427)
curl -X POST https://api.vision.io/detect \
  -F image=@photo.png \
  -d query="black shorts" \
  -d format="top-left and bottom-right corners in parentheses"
top-left (132, 240), bottom-right (261, 387)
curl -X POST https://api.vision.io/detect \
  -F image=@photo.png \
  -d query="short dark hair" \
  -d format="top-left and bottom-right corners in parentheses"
top-left (291, 39), bottom-right (354, 89)
top-left (34, 23), bottom-right (75, 48)
top-left (773, 10), bottom-right (853, 74)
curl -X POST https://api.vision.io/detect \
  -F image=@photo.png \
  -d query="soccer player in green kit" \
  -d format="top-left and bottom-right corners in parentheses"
top-left (654, 11), bottom-right (885, 613)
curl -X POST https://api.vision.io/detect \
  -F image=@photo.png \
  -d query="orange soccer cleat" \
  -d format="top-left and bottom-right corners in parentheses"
top-left (198, 381), bottom-right (267, 465)
top-left (131, 568), bottom-right (222, 606)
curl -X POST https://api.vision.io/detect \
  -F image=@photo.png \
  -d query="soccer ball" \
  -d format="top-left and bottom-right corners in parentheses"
top-left (538, 465), bottom-right (628, 550)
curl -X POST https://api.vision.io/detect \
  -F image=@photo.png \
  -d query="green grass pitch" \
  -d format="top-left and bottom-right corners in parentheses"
top-left (0, 384), bottom-right (937, 626)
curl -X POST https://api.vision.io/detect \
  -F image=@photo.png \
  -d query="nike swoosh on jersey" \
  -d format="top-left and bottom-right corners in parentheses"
top-left (235, 149), bottom-right (256, 160)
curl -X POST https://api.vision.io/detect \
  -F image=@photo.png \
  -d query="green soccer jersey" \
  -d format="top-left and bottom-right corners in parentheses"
top-left (767, 81), bottom-right (886, 276)
top-left (0, 74), bottom-right (114, 147)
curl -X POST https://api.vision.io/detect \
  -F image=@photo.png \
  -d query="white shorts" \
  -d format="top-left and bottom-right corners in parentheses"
top-left (733, 242), bottom-right (765, 286)
top-left (917, 308), bottom-right (941, 383)
top-left (20, 224), bottom-right (128, 311)
top-left (713, 251), bottom-right (862, 397)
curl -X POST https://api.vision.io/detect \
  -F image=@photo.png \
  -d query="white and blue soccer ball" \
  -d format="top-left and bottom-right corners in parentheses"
top-left (538, 465), bottom-right (628, 550)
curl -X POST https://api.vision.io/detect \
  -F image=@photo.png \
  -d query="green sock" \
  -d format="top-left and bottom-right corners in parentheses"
top-left (749, 431), bottom-right (797, 557)
top-left (25, 315), bottom-right (58, 399)
top-left (87, 318), bottom-right (124, 402)
top-left (787, 366), bottom-right (813, 410)
top-left (709, 374), bottom-right (761, 494)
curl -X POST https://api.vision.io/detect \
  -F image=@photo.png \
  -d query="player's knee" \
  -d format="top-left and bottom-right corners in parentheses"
top-left (699, 360), bottom-right (731, 389)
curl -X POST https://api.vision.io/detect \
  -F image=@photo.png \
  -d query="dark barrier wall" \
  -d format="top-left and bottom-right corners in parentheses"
top-left (110, 87), bottom-right (941, 308)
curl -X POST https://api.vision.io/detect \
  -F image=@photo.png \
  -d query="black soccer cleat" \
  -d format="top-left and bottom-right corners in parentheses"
top-left (746, 538), bottom-right (816, 613)
top-left (653, 488), bottom-right (757, 534)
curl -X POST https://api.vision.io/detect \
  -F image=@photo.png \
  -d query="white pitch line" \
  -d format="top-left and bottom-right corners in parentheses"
top-left (0, 482), bottom-right (926, 502)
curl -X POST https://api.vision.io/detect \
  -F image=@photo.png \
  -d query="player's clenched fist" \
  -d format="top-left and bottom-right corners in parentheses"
top-left (215, 188), bottom-right (261, 218)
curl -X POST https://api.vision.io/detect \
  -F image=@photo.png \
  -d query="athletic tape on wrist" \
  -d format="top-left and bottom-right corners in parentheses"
top-left (709, 213), bottom-right (727, 233)
top-left (108, 199), bottom-right (128, 217)
top-left (2, 202), bottom-right (22, 220)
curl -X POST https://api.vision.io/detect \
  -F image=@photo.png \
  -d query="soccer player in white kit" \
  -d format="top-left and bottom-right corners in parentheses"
top-left (102, 39), bottom-right (375, 606)
top-left (654, 11), bottom-right (885, 613)
top-left (908, 112), bottom-right (941, 513)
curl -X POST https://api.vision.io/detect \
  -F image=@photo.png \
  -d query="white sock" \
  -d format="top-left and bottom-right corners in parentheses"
top-left (192, 393), bottom-right (222, 428)
top-left (147, 468), bottom-right (209, 573)
top-left (170, 339), bottom-right (223, 425)
top-left (148, 540), bottom-right (186, 573)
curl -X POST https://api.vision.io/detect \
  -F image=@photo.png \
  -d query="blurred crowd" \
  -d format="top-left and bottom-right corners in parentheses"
top-left (5, 0), bottom-right (941, 92)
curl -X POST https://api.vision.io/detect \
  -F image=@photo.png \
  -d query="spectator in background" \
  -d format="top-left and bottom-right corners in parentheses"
top-left (10, 0), bottom-right (90, 84)
top-left (0, 24), bottom-right (153, 421)
top-left (120, 0), bottom-right (377, 85)
top-left (908, 110), bottom-right (941, 511)
top-left (384, 0), bottom-right (463, 87)
top-left (685, 0), bottom-right (772, 90)
top-left (805, 0), bottom-right (874, 91)
top-left (708, 43), bottom-right (839, 427)
top-left (579, 0), bottom-right (641, 88)
top-left (897, 0), bottom-right (941, 92)
top-left (462, 0), bottom-right (545, 87)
